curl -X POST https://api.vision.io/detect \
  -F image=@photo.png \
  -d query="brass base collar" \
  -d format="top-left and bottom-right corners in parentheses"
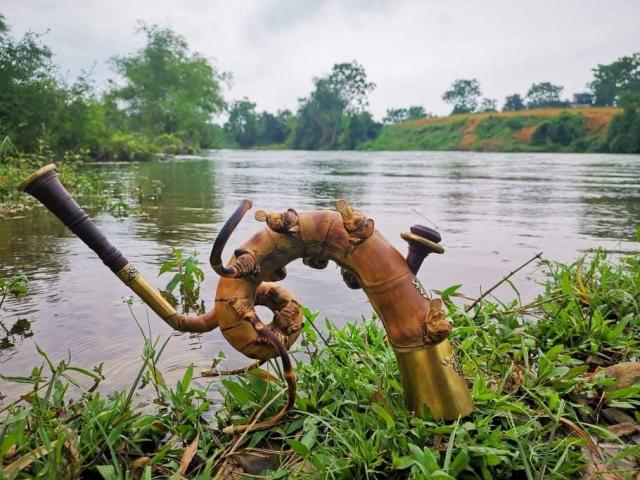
top-left (394, 339), bottom-right (473, 420)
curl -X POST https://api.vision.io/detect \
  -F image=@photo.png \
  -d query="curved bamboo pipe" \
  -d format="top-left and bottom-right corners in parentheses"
top-left (19, 164), bottom-right (473, 430)
top-left (209, 200), bottom-right (473, 422)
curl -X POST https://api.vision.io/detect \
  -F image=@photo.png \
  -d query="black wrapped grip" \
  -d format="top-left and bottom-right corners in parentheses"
top-left (22, 168), bottom-right (129, 274)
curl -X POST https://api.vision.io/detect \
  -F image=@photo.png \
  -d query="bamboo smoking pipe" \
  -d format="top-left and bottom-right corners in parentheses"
top-left (19, 164), bottom-right (473, 431)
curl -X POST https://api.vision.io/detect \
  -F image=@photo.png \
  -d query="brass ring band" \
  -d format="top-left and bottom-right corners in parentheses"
top-left (18, 163), bottom-right (57, 191)
top-left (392, 340), bottom-right (442, 353)
top-left (116, 263), bottom-right (177, 320)
top-left (400, 231), bottom-right (445, 254)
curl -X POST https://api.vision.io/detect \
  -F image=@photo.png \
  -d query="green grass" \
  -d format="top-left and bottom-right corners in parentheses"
top-left (362, 108), bottom-right (620, 153)
top-left (1, 247), bottom-right (639, 478)
top-left (363, 118), bottom-right (468, 151)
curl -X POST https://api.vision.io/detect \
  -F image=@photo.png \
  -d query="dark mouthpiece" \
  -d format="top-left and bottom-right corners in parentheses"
top-left (18, 164), bottom-right (128, 274)
top-left (410, 225), bottom-right (441, 244)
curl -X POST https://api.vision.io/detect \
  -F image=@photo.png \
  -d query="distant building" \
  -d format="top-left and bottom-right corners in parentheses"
top-left (571, 93), bottom-right (593, 107)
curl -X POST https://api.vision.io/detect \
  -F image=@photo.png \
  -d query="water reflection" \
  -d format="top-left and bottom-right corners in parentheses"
top-left (105, 160), bottom-right (225, 245)
top-left (0, 318), bottom-right (33, 352)
top-left (1, 150), bottom-right (639, 398)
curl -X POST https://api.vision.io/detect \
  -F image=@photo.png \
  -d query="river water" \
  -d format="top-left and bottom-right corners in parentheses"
top-left (1, 150), bottom-right (639, 398)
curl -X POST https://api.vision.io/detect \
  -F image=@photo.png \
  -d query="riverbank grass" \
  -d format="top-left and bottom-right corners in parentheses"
top-left (0, 151), bottom-right (169, 216)
top-left (0, 150), bottom-right (110, 214)
top-left (1, 248), bottom-right (639, 478)
top-left (364, 108), bottom-right (621, 152)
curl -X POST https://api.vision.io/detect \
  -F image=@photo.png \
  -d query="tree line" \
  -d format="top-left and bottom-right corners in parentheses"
top-left (440, 60), bottom-right (640, 115)
top-left (224, 62), bottom-right (383, 150)
top-left (223, 55), bottom-right (640, 152)
top-left (0, 17), bottom-right (226, 161)
top-left (1, 13), bottom-right (639, 159)
top-left (441, 79), bottom-right (572, 114)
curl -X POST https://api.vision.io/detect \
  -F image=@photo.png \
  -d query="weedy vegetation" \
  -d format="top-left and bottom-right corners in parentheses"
top-left (0, 247), bottom-right (639, 478)
top-left (0, 142), bottom-right (166, 216)
top-left (0, 275), bottom-right (33, 354)
top-left (0, 275), bottom-right (28, 307)
top-left (159, 248), bottom-right (205, 314)
top-left (0, 145), bottom-right (110, 214)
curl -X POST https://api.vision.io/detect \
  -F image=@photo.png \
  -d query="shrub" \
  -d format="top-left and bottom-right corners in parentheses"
top-left (505, 116), bottom-right (526, 130)
top-left (607, 106), bottom-right (640, 153)
top-left (532, 113), bottom-right (585, 146)
top-left (96, 133), bottom-right (156, 162)
top-left (154, 133), bottom-right (184, 155)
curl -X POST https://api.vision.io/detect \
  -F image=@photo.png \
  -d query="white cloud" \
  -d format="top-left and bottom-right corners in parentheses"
top-left (3, 0), bottom-right (639, 118)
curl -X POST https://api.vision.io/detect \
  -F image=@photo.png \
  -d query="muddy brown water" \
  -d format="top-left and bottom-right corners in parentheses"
top-left (1, 150), bottom-right (639, 399)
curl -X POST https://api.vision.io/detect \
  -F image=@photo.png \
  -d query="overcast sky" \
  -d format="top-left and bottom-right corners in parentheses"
top-left (3, 0), bottom-right (639, 118)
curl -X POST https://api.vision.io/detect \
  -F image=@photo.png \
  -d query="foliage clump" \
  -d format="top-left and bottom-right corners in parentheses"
top-left (526, 82), bottom-right (569, 109)
top-left (108, 24), bottom-right (227, 151)
top-left (289, 62), bottom-right (380, 150)
top-left (159, 248), bottom-right (205, 314)
top-left (383, 106), bottom-right (431, 124)
top-left (0, 274), bottom-right (33, 351)
top-left (532, 112), bottom-right (586, 147)
top-left (607, 106), bottom-right (640, 153)
top-left (590, 52), bottom-right (640, 107)
top-left (442, 79), bottom-right (482, 114)
top-left (0, 146), bottom-right (109, 212)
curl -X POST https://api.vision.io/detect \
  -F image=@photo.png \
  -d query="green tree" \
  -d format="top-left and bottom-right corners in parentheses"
top-left (442, 79), bottom-right (481, 114)
top-left (292, 79), bottom-right (345, 150)
top-left (339, 112), bottom-right (381, 149)
top-left (479, 98), bottom-right (497, 112)
top-left (607, 106), bottom-right (640, 153)
top-left (0, 15), bottom-right (115, 156)
top-left (224, 99), bottom-right (258, 148)
top-left (532, 113), bottom-right (584, 146)
top-left (406, 106), bottom-right (429, 120)
top-left (383, 108), bottom-right (408, 124)
top-left (327, 61), bottom-right (375, 113)
top-left (292, 62), bottom-right (376, 150)
top-left (589, 52), bottom-right (640, 107)
top-left (0, 15), bottom-right (63, 152)
top-left (502, 94), bottom-right (525, 111)
top-left (383, 106), bottom-right (430, 124)
top-left (526, 82), bottom-right (568, 109)
top-left (256, 110), bottom-right (291, 145)
top-left (53, 76), bottom-right (111, 154)
top-left (109, 24), bottom-right (226, 148)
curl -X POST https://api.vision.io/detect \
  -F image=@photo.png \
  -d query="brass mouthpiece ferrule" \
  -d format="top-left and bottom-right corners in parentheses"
top-left (115, 263), bottom-right (177, 320)
top-left (17, 164), bottom-right (57, 192)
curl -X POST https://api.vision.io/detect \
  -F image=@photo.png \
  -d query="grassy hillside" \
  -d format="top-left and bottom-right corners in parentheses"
top-left (364, 107), bottom-right (622, 152)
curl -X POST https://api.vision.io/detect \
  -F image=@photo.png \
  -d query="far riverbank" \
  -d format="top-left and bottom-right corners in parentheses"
top-left (362, 107), bottom-right (623, 152)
